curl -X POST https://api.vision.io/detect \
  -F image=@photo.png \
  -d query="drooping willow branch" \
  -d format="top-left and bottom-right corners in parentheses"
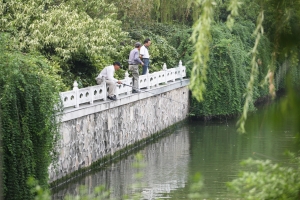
top-left (190, 0), bottom-right (267, 133)
top-left (226, 0), bottom-right (243, 30)
top-left (190, 0), bottom-right (216, 102)
top-left (237, 10), bottom-right (264, 133)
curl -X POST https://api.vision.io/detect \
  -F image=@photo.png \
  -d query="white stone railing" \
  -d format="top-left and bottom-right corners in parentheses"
top-left (60, 61), bottom-right (186, 109)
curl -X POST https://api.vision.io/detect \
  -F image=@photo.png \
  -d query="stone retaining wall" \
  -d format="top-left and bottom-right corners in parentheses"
top-left (49, 80), bottom-right (189, 182)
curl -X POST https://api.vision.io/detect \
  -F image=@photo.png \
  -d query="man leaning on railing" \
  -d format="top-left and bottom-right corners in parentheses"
top-left (95, 62), bottom-right (122, 101)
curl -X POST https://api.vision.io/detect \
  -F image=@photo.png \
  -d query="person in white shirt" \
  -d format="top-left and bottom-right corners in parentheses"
top-left (95, 62), bottom-right (122, 101)
top-left (140, 38), bottom-right (151, 75)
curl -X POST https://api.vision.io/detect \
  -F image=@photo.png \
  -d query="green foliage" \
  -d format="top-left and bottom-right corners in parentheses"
top-left (52, 0), bottom-right (118, 19)
top-left (139, 23), bottom-right (193, 66)
top-left (226, 0), bottom-right (243, 30)
top-left (127, 29), bottom-right (179, 71)
top-left (1, 0), bottom-right (126, 58)
top-left (227, 157), bottom-right (300, 199)
top-left (0, 33), bottom-right (63, 200)
top-left (215, 1), bottom-right (300, 198)
top-left (188, 0), bottom-right (300, 123)
top-left (112, 23), bottom-right (192, 82)
top-left (1, 0), bottom-right (128, 88)
top-left (151, 0), bottom-right (193, 24)
top-left (237, 10), bottom-right (265, 133)
top-left (263, 0), bottom-right (300, 61)
top-left (189, 0), bottom-right (215, 102)
top-left (106, 0), bottom-right (153, 29)
top-left (109, 0), bottom-right (195, 27)
top-left (190, 21), bottom-right (270, 117)
top-left (28, 177), bottom-right (51, 200)
top-left (0, 105), bottom-right (2, 200)
top-left (1, 0), bottom-right (194, 89)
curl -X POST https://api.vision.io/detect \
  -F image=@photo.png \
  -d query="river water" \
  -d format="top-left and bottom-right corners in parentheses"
top-left (52, 113), bottom-right (298, 199)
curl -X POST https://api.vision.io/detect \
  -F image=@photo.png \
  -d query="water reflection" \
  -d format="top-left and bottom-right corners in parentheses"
top-left (52, 127), bottom-right (190, 199)
top-left (182, 117), bottom-right (297, 199)
top-left (52, 116), bottom-right (297, 199)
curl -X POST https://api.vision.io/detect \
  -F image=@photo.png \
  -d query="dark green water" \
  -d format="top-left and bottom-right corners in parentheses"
top-left (52, 116), bottom-right (298, 199)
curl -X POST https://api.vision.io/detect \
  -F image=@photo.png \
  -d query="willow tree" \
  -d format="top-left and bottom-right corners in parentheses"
top-left (190, 0), bottom-right (300, 198)
top-left (152, 0), bottom-right (190, 23)
top-left (106, 0), bottom-right (154, 28)
top-left (108, 0), bottom-right (198, 27)
top-left (190, 0), bottom-right (300, 132)
top-left (0, 33), bottom-right (63, 200)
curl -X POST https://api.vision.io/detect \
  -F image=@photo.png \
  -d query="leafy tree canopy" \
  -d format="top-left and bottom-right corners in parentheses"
top-left (0, 0), bottom-right (127, 59)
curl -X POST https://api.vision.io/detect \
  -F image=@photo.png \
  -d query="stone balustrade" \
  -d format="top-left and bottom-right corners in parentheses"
top-left (60, 61), bottom-right (186, 109)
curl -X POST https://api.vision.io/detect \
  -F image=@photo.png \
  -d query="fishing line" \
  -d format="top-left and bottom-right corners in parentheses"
top-left (122, 83), bottom-right (189, 107)
top-left (122, 83), bottom-right (201, 117)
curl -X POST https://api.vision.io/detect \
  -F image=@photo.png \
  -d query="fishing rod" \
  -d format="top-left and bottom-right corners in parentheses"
top-left (122, 83), bottom-right (202, 118)
top-left (122, 83), bottom-right (189, 107)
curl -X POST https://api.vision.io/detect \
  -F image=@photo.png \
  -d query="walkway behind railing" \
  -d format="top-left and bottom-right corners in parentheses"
top-left (60, 61), bottom-right (186, 109)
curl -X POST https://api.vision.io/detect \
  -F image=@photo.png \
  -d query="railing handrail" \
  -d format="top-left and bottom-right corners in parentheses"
top-left (60, 61), bottom-right (186, 109)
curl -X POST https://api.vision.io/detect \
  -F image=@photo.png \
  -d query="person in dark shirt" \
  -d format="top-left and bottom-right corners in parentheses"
top-left (128, 42), bottom-right (144, 93)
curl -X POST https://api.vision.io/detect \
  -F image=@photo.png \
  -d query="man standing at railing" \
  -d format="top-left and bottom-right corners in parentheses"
top-left (140, 38), bottom-right (151, 75)
top-left (128, 42), bottom-right (144, 93)
top-left (95, 62), bottom-right (122, 101)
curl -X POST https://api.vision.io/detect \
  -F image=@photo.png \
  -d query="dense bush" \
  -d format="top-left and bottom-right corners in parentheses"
top-left (190, 21), bottom-right (270, 118)
top-left (120, 29), bottom-right (180, 72)
top-left (0, 34), bottom-right (63, 200)
top-left (139, 23), bottom-right (194, 66)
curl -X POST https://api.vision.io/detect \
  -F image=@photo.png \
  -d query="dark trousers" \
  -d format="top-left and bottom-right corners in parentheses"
top-left (142, 58), bottom-right (150, 75)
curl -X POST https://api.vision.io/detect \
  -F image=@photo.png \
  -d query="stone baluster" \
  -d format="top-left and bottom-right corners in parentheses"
top-left (73, 80), bottom-right (79, 108)
top-left (179, 60), bottom-right (183, 80)
top-left (102, 76), bottom-right (107, 101)
top-left (89, 86), bottom-right (94, 105)
top-left (124, 71), bottom-right (131, 95)
top-left (73, 80), bottom-right (78, 90)
top-left (125, 70), bottom-right (129, 79)
top-left (162, 63), bottom-right (168, 84)
top-left (146, 70), bottom-right (150, 89)
top-left (162, 63), bottom-right (167, 71)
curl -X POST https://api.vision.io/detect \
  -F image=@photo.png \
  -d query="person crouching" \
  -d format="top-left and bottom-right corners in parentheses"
top-left (95, 61), bottom-right (122, 101)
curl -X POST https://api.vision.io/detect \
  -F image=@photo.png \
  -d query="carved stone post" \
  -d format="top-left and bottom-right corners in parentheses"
top-left (162, 63), bottom-right (167, 84)
top-left (124, 70), bottom-right (131, 94)
top-left (163, 63), bottom-right (167, 71)
top-left (73, 80), bottom-right (79, 108)
top-left (179, 60), bottom-right (183, 80)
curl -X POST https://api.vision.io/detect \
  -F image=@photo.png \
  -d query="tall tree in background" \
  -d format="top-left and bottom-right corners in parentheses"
top-left (108, 0), bottom-right (197, 27)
